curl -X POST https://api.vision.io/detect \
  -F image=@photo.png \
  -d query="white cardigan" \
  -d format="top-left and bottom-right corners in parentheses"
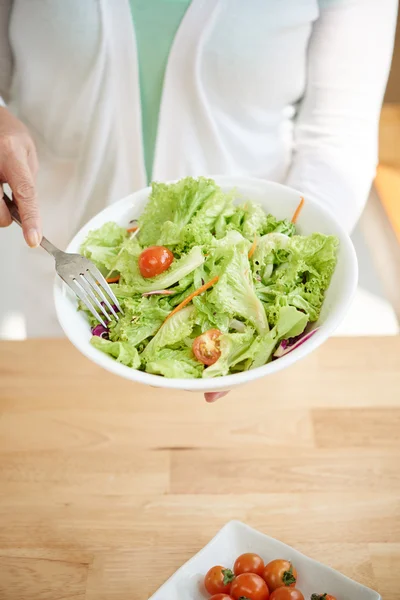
top-left (0, 0), bottom-right (397, 336)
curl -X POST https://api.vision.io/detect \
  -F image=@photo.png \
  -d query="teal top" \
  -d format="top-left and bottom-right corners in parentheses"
top-left (129, 0), bottom-right (191, 181)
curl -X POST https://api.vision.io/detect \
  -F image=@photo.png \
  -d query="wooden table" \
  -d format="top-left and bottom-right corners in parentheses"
top-left (0, 338), bottom-right (399, 600)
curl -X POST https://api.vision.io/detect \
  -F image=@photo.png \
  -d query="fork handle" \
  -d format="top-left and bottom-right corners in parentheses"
top-left (3, 192), bottom-right (60, 257)
top-left (3, 191), bottom-right (22, 226)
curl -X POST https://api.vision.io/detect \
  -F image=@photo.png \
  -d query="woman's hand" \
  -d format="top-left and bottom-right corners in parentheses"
top-left (204, 391), bottom-right (229, 403)
top-left (0, 106), bottom-right (40, 246)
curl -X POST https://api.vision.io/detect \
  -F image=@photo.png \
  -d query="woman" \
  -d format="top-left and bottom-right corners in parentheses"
top-left (0, 0), bottom-right (397, 400)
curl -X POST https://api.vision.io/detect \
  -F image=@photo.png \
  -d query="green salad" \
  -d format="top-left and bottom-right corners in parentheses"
top-left (80, 177), bottom-right (338, 379)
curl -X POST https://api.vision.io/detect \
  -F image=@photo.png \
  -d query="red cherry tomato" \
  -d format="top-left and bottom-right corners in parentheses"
top-left (204, 566), bottom-right (235, 595)
top-left (209, 595), bottom-right (234, 600)
top-left (234, 553), bottom-right (265, 577)
top-left (138, 246), bottom-right (174, 278)
top-left (311, 595), bottom-right (337, 600)
top-left (270, 588), bottom-right (304, 600)
top-left (263, 560), bottom-right (297, 591)
top-left (192, 329), bottom-right (222, 366)
top-left (231, 573), bottom-right (270, 600)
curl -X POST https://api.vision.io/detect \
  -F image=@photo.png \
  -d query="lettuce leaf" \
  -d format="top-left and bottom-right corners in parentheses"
top-left (90, 337), bottom-right (141, 368)
top-left (256, 233), bottom-right (338, 324)
top-left (138, 177), bottom-right (219, 247)
top-left (251, 233), bottom-right (290, 266)
top-left (143, 305), bottom-right (196, 360)
top-left (109, 296), bottom-right (170, 348)
top-left (208, 243), bottom-right (269, 334)
top-left (80, 222), bottom-right (128, 272)
top-left (216, 203), bottom-right (295, 241)
top-left (249, 306), bottom-right (308, 369)
top-left (193, 295), bottom-right (231, 333)
top-left (177, 188), bottom-right (234, 249)
top-left (146, 347), bottom-right (204, 378)
top-left (241, 202), bottom-right (269, 240)
top-left (251, 233), bottom-right (290, 284)
top-left (262, 214), bottom-right (296, 236)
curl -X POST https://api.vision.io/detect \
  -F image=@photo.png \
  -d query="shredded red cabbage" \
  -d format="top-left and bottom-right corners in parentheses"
top-left (273, 327), bottom-right (319, 358)
top-left (91, 324), bottom-right (109, 339)
top-left (101, 301), bottom-right (119, 313)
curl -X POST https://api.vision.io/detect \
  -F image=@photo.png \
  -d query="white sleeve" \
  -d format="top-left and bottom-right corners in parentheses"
top-left (0, 0), bottom-right (13, 104)
top-left (285, 0), bottom-right (398, 232)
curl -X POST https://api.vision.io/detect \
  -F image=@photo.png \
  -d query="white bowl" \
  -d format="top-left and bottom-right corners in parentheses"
top-left (54, 176), bottom-right (358, 392)
top-left (149, 521), bottom-right (379, 600)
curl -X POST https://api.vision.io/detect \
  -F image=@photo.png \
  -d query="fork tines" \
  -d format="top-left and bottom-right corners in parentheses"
top-left (65, 260), bottom-right (123, 328)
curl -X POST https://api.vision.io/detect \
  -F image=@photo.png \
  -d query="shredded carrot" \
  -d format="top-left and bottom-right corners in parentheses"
top-left (106, 276), bottom-right (120, 284)
top-left (248, 237), bottom-right (257, 259)
top-left (127, 226), bottom-right (138, 233)
top-left (164, 276), bottom-right (219, 322)
top-left (291, 196), bottom-right (305, 224)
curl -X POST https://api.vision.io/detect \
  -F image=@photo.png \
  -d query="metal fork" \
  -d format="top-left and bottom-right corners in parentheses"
top-left (3, 193), bottom-right (123, 327)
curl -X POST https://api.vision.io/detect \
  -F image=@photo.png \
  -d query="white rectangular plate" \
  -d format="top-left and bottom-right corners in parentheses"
top-left (149, 521), bottom-right (380, 600)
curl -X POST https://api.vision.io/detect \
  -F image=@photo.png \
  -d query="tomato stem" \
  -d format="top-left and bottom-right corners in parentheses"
top-left (221, 568), bottom-right (235, 585)
top-left (282, 564), bottom-right (296, 586)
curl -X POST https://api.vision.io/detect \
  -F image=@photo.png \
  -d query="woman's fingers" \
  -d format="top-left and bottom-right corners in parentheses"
top-left (3, 152), bottom-right (41, 246)
top-left (0, 185), bottom-right (12, 227)
top-left (0, 106), bottom-right (40, 246)
top-left (27, 145), bottom-right (39, 178)
top-left (204, 391), bottom-right (230, 403)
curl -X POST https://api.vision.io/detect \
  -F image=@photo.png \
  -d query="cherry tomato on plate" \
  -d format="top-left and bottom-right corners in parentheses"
top-left (209, 595), bottom-right (234, 600)
top-left (263, 560), bottom-right (297, 591)
top-left (311, 595), bottom-right (337, 600)
top-left (231, 573), bottom-right (270, 600)
top-left (192, 329), bottom-right (222, 366)
top-left (138, 246), bottom-right (174, 278)
top-left (234, 553), bottom-right (265, 577)
top-left (270, 588), bottom-right (304, 600)
top-left (204, 566), bottom-right (235, 595)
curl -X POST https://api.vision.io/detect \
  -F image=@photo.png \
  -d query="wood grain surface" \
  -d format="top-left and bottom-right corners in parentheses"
top-left (0, 338), bottom-right (399, 600)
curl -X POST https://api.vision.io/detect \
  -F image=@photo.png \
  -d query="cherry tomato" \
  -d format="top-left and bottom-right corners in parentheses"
top-left (311, 595), bottom-right (337, 600)
top-left (234, 553), bottom-right (265, 577)
top-left (263, 560), bottom-right (297, 591)
top-left (204, 566), bottom-right (235, 595)
top-left (270, 588), bottom-right (304, 600)
top-left (209, 595), bottom-right (234, 600)
top-left (231, 573), bottom-right (270, 600)
top-left (192, 329), bottom-right (222, 366)
top-left (138, 246), bottom-right (174, 278)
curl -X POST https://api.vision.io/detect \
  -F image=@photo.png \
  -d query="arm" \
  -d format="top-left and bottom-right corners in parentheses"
top-left (285, 0), bottom-right (398, 232)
